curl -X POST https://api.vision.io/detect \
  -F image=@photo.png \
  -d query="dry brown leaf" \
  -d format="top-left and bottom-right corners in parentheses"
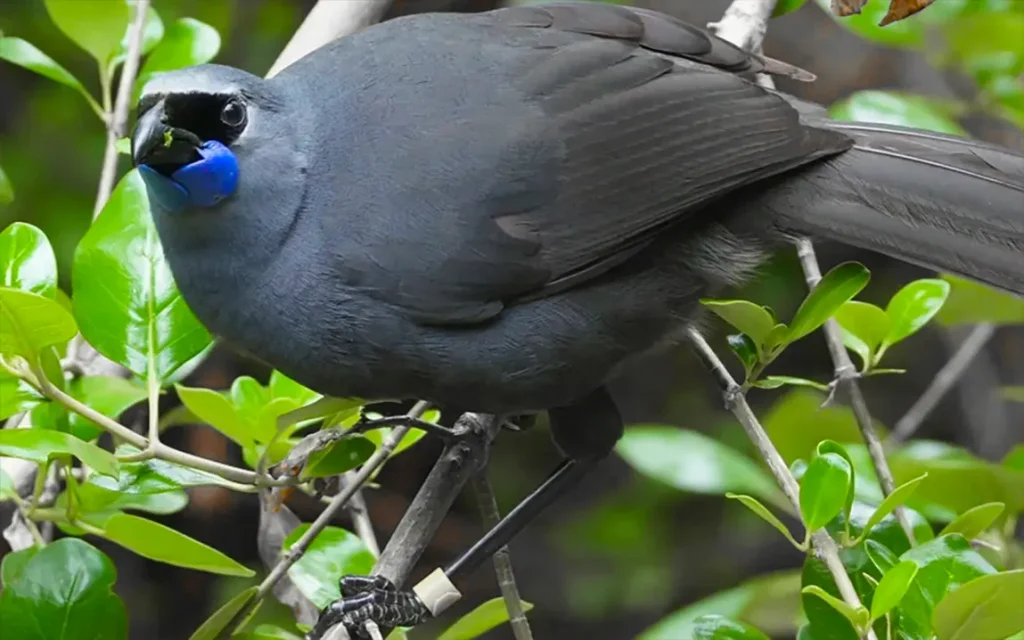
top-left (880, 0), bottom-right (937, 25)
top-left (832, 0), bottom-right (870, 16)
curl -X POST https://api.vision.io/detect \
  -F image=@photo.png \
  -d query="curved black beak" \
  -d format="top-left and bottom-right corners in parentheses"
top-left (131, 100), bottom-right (203, 175)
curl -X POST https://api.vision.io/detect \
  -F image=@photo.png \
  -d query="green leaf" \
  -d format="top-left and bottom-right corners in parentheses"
top-left (938, 502), bottom-right (1005, 540)
top-left (0, 467), bottom-right (15, 499)
top-left (726, 494), bottom-right (803, 550)
top-left (236, 625), bottom-right (305, 640)
top-left (751, 375), bottom-right (828, 391)
top-left (898, 534), bottom-right (998, 631)
top-left (815, 0), bottom-right (971, 49)
top-left (830, 91), bottom-right (967, 134)
top-left (870, 560), bottom-right (919, 621)
top-left (137, 18), bottom-right (221, 89)
top-left (65, 376), bottom-right (148, 441)
top-left (0, 222), bottom-right (57, 298)
top-left (936, 275), bottom-right (1024, 326)
top-left (188, 586), bottom-right (258, 640)
top-left (269, 370), bottom-right (320, 406)
top-left (0, 288), bottom-right (77, 359)
top-left (0, 428), bottom-right (117, 477)
top-left (787, 262), bottom-right (870, 342)
top-left (436, 597), bottom-right (536, 640)
top-left (727, 333), bottom-right (758, 375)
top-left (637, 570), bottom-right (802, 640)
top-left (1004, 387), bottom-right (1024, 404)
top-left (691, 615), bottom-right (771, 640)
top-left (856, 474), bottom-right (927, 543)
top-left (43, 0), bottom-right (131, 64)
top-left (100, 512), bottom-right (253, 576)
top-left (0, 538), bottom-right (127, 640)
top-left (616, 426), bottom-right (783, 504)
top-left (701, 299), bottom-right (776, 348)
top-left (834, 301), bottom-right (889, 370)
top-left (283, 525), bottom-right (375, 608)
top-left (773, 0), bottom-right (809, 17)
top-left (0, 37), bottom-right (97, 111)
top-left (932, 570), bottom-right (1024, 640)
top-left (0, 372), bottom-right (44, 419)
top-left (816, 441), bottom-right (856, 527)
top-left (801, 586), bottom-right (870, 632)
top-left (301, 435), bottom-right (375, 478)
top-left (73, 170), bottom-right (212, 382)
top-left (882, 279), bottom-right (950, 351)
top-left (174, 385), bottom-right (251, 447)
top-left (99, 445), bottom-right (244, 491)
top-left (800, 452), bottom-right (853, 531)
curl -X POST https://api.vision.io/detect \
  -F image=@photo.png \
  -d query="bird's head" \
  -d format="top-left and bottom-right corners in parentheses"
top-left (131, 64), bottom-right (294, 215)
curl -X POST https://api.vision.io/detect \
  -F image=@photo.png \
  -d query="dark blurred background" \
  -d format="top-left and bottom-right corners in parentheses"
top-left (1, 1), bottom-right (1022, 638)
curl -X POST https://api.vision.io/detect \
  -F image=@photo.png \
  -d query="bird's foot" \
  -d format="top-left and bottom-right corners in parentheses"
top-left (306, 575), bottom-right (430, 640)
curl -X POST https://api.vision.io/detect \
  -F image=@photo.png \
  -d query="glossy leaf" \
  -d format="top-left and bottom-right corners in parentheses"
top-left (932, 570), bottom-right (1024, 640)
top-left (43, 0), bottom-right (131, 63)
top-left (101, 512), bottom-right (253, 576)
top-left (0, 37), bottom-right (97, 111)
top-left (691, 615), bottom-right (770, 640)
top-left (0, 165), bottom-right (12, 206)
top-left (898, 534), bottom-right (997, 631)
top-left (616, 426), bottom-right (783, 504)
top-left (174, 385), bottom-right (251, 447)
top-left (816, 441), bottom-right (856, 527)
top-left (0, 288), bottom-right (77, 359)
top-left (870, 560), bottom-right (919, 621)
top-left (834, 301), bottom-right (889, 370)
top-left (800, 452), bottom-right (853, 531)
top-left (701, 299), bottom-right (776, 347)
top-left (98, 445), bottom-right (244, 491)
top-left (137, 18), bottom-right (221, 89)
top-left (437, 597), bottom-right (536, 640)
top-left (938, 502), bottom-right (1005, 540)
top-left (856, 474), bottom-right (927, 543)
top-left (726, 493), bottom-right (803, 549)
top-left (773, 0), bottom-right (810, 17)
top-left (787, 262), bottom-right (870, 342)
top-left (188, 586), bottom-right (258, 640)
top-left (0, 538), bottom-right (127, 640)
top-left (73, 170), bottom-right (212, 382)
top-left (300, 435), bottom-right (375, 478)
top-left (936, 275), bottom-right (1024, 326)
top-left (637, 570), bottom-right (802, 640)
top-left (65, 376), bottom-right (148, 441)
top-left (727, 333), bottom-right (758, 375)
top-left (750, 375), bottom-right (828, 391)
top-left (0, 222), bottom-right (57, 297)
top-left (830, 91), bottom-right (966, 134)
top-left (0, 372), bottom-right (44, 419)
top-left (283, 525), bottom-right (375, 608)
top-left (882, 279), bottom-right (949, 349)
top-left (0, 428), bottom-right (117, 477)
top-left (801, 586), bottom-right (869, 632)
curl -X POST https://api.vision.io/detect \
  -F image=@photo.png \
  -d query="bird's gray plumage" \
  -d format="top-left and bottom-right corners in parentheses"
top-left (138, 3), bottom-right (1024, 427)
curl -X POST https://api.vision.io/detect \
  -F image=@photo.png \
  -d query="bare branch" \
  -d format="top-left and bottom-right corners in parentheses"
top-left (266, 0), bottom-right (393, 78)
top-left (889, 323), bottom-right (996, 445)
top-left (794, 239), bottom-right (916, 546)
top-left (472, 471), bottom-right (532, 640)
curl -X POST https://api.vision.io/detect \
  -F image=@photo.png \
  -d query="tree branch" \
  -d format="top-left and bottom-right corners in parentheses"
top-left (888, 323), bottom-right (996, 445)
top-left (687, 329), bottom-right (875, 638)
top-left (794, 239), bottom-right (916, 546)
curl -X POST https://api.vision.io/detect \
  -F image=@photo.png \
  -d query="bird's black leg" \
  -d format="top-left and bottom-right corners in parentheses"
top-left (307, 388), bottom-right (621, 640)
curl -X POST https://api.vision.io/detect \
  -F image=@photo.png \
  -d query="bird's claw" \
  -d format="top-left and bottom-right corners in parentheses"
top-left (306, 575), bottom-right (431, 640)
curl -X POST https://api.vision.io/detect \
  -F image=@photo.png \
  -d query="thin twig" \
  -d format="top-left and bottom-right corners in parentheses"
top-left (472, 471), bottom-right (532, 640)
top-left (888, 323), bottom-right (996, 445)
top-left (794, 239), bottom-right (916, 546)
top-left (687, 328), bottom-right (875, 638)
top-left (94, 0), bottom-right (150, 217)
top-left (344, 471), bottom-right (381, 557)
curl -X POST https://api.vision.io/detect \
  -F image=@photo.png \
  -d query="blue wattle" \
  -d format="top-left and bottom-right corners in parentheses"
top-left (171, 140), bottom-right (240, 208)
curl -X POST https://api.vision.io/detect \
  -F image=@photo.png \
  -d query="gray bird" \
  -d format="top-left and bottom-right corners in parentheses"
top-left (130, 3), bottom-right (1024, 637)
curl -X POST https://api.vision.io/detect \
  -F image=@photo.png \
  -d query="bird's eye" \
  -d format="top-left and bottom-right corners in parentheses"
top-left (220, 99), bottom-right (246, 128)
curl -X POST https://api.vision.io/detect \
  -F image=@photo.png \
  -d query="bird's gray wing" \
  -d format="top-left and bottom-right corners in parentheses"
top-left (327, 3), bottom-right (851, 325)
